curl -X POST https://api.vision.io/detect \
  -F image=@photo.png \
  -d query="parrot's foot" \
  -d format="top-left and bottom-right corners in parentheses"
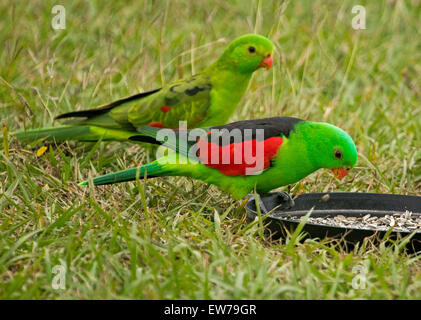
top-left (245, 192), bottom-right (295, 215)
top-left (270, 191), bottom-right (295, 210)
top-left (246, 193), bottom-right (271, 215)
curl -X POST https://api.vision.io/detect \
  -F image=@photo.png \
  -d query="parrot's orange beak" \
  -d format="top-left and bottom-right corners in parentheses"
top-left (259, 54), bottom-right (273, 70)
top-left (331, 168), bottom-right (350, 179)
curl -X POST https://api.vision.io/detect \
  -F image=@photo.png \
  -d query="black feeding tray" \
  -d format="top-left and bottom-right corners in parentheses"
top-left (245, 192), bottom-right (421, 252)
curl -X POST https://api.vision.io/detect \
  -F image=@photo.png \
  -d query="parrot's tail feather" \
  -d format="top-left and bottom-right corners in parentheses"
top-left (79, 162), bottom-right (167, 186)
top-left (13, 125), bottom-right (137, 142)
top-left (13, 126), bottom-right (94, 142)
top-left (55, 88), bottom-right (161, 120)
top-left (127, 134), bottom-right (162, 145)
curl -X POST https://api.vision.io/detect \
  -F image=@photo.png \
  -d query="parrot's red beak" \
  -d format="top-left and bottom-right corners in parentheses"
top-left (331, 168), bottom-right (350, 179)
top-left (259, 54), bottom-right (273, 70)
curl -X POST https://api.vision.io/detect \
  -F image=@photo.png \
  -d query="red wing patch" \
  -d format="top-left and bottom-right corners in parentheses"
top-left (149, 121), bottom-right (164, 128)
top-left (160, 105), bottom-right (171, 113)
top-left (197, 137), bottom-right (283, 176)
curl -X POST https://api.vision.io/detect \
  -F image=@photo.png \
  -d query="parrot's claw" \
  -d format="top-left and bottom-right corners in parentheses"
top-left (272, 191), bottom-right (295, 210)
top-left (245, 194), bottom-right (270, 215)
top-left (245, 192), bottom-right (295, 215)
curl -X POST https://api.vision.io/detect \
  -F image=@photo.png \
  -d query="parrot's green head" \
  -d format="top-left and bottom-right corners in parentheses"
top-left (298, 121), bottom-right (358, 179)
top-left (217, 34), bottom-right (274, 73)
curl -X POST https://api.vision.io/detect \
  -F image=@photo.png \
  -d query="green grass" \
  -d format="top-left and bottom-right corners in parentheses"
top-left (1, 0), bottom-right (421, 299)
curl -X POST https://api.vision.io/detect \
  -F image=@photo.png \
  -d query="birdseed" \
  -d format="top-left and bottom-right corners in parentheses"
top-left (282, 211), bottom-right (421, 233)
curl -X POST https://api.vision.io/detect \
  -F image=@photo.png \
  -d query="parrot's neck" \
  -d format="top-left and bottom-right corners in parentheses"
top-left (269, 131), bottom-right (321, 188)
top-left (210, 67), bottom-right (252, 97)
top-left (199, 64), bottom-right (253, 127)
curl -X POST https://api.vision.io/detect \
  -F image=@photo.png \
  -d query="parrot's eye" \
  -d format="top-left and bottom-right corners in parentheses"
top-left (334, 149), bottom-right (343, 159)
top-left (248, 46), bottom-right (256, 53)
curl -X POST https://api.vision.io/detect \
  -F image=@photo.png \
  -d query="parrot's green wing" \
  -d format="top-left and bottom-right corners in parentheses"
top-left (123, 73), bottom-right (213, 128)
top-left (57, 73), bottom-right (213, 130)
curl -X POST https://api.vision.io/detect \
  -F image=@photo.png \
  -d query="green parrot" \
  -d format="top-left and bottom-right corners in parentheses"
top-left (79, 117), bottom-right (358, 209)
top-left (13, 34), bottom-right (274, 143)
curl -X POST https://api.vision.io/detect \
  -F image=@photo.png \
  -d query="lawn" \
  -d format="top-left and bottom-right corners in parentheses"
top-left (0, 0), bottom-right (420, 299)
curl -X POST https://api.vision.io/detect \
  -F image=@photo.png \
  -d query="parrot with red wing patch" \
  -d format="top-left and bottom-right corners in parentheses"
top-left (13, 34), bottom-right (274, 143)
top-left (79, 117), bottom-right (358, 209)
